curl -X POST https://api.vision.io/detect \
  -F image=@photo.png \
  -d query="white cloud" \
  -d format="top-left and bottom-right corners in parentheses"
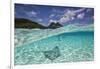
top-left (49, 19), bottom-right (57, 23)
top-left (26, 10), bottom-right (37, 17)
top-left (59, 8), bottom-right (85, 23)
top-left (86, 9), bottom-right (92, 12)
top-left (31, 11), bottom-right (37, 15)
top-left (59, 10), bottom-right (75, 23)
top-left (71, 17), bottom-right (75, 20)
top-left (73, 8), bottom-right (85, 13)
top-left (77, 13), bottom-right (85, 19)
top-left (49, 14), bottom-right (55, 18)
top-left (38, 19), bottom-right (42, 22)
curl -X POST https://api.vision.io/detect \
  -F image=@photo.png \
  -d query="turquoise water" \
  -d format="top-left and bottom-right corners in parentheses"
top-left (15, 31), bottom-right (94, 65)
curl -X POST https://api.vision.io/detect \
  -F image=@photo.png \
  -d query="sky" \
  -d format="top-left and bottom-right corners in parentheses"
top-left (15, 3), bottom-right (94, 26)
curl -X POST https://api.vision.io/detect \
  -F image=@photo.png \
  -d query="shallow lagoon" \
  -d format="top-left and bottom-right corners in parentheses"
top-left (15, 30), bottom-right (94, 65)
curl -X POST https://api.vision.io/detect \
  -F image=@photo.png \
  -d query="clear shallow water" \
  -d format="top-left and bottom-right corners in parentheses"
top-left (14, 24), bottom-right (93, 47)
top-left (15, 31), bottom-right (94, 65)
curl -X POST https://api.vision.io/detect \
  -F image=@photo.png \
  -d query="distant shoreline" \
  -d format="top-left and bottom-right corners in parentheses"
top-left (15, 18), bottom-right (63, 29)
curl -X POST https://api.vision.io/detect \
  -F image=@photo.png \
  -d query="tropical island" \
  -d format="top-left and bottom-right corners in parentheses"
top-left (15, 18), bottom-right (63, 29)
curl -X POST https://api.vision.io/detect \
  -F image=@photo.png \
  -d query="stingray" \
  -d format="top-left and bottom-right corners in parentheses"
top-left (43, 46), bottom-right (61, 61)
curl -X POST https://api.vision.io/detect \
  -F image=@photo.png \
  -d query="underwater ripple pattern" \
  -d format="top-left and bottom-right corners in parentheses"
top-left (15, 31), bottom-right (94, 65)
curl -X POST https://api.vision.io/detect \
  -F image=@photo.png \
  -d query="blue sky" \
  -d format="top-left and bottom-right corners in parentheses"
top-left (15, 3), bottom-right (94, 26)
